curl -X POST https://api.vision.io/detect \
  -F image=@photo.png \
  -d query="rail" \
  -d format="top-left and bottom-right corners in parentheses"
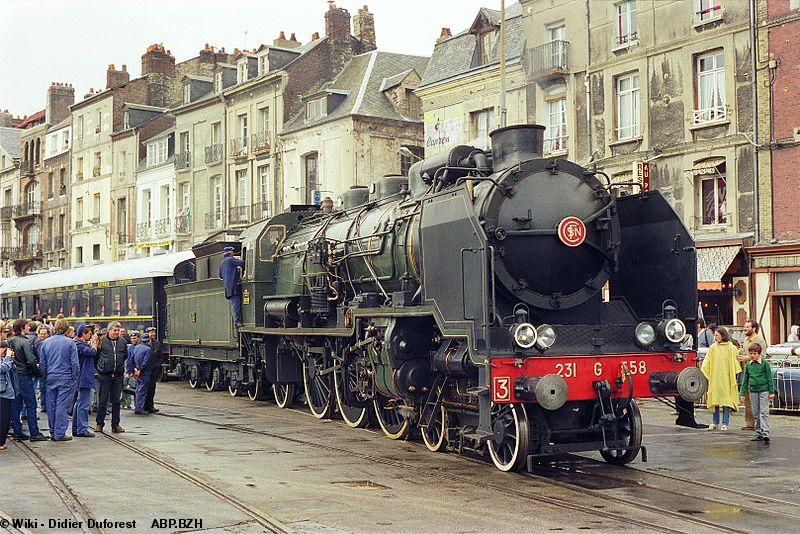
top-left (175, 151), bottom-right (191, 170)
top-left (204, 212), bottom-right (223, 230)
top-left (205, 143), bottom-right (223, 164)
top-left (230, 137), bottom-right (247, 158)
top-left (229, 205), bottom-right (250, 225)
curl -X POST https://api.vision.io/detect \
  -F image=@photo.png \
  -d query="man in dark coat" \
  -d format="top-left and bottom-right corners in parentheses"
top-left (39, 319), bottom-right (79, 441)
top-left (143, 326), bottom-right (162, 414)
top-left (72, 323), bottom-right (97, 437)
top-left (219, 246), bottom-right (245, 326)
top-left (94, 321), bottom-right (128, 434)
top-left (8, 319), bottom-right (47, 441)
top-left (124, 332), bottom-right (151, 415)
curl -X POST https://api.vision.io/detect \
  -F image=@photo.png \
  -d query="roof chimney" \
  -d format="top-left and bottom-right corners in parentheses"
top-left (437, 27), bottom-right (452, 43)
top-left (325, 2), bottom-right (351, 43)
top-left (353, 5), bottom-right (376, 52)
top-left (47, 82), bottom-right (75, 124)
top-left (106, 64), bottom-right (130, 89)
top-left (311, 31), bottom-right (320, 41)
top-left (141, 43), bottom-right (176, 77)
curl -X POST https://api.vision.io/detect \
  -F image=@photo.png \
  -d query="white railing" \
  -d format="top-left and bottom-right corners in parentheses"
top-left (693, 105), bottom-right (726, 125)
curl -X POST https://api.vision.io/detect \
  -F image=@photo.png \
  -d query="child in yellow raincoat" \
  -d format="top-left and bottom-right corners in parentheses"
top-left (701, 326), bottom-right (740, 431)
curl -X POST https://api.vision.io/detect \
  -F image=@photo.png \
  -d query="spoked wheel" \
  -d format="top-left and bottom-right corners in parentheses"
top-left (206, 366), bottom-right (222, 391)
top-left (188, 365), bottom-right (201, 389)
top-left (303, 355), bottom-right (333, 419)
top-left (247, 373), bottom-right (268, 401)
top-left (373, 394), bottom-right (410, 440)
top-left (487, 403), bottom-right (530, 472)
top-left (600, 399), bottom-right (643, 466)
top-left (273, 383), bottom-right (298, 409)
top-left (228, 381), bottom-right (243, 397)
top-left (333, 357), bottom-right (369, 428)
top-left (420, 403), bottom-right (448, 452)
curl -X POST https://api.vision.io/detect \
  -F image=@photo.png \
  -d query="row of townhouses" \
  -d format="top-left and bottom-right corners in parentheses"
top-left (0, 0), bottom-right (798, 344)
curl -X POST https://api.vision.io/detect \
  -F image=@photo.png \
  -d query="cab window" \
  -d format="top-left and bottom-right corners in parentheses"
top-left (259, 226), bottom-right (286, 261)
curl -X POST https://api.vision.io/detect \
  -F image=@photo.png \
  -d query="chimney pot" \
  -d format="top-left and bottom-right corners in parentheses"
top-left (290, 32), bottom-right (297, 41)
top-left (437, 27), bottom-right (452, 43)
top-left (279, 31), bottom-right (286, 39)
top-left (122, 64), bottom-right (127, 71)
top-left (109, 63), bottom-right (115, 70)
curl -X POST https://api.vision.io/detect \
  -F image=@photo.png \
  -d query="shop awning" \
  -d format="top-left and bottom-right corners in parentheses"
top-left (697, 245), bottom-right (741, 290)
top-left (690, 157), bottom-right (726, 176)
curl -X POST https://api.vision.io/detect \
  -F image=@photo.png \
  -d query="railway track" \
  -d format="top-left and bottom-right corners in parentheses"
top-left (100, 432), bottom-right (291, 534)
top-left (13, 440), bottom-right (103, 534)
top-left (153, 398), bottom-right (754, 533)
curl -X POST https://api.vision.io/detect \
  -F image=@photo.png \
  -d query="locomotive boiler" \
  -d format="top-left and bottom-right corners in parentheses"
top-left (167, 124), bottom-right (708, 472)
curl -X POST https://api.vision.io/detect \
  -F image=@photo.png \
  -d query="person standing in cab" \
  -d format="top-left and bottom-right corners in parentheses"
top-left (219, 246), bottom-right (245, 327)
top-left (701, 326), bottom-right (740, 431)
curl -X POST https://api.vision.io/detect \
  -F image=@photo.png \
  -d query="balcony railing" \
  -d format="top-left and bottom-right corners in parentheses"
top-left (51, 236), bottom-right (65, 251)
top-left (136, 221), bottom-right (152, 240)
top-left (0, 247), bottom-right (12, 260)
top-left (12, 201), bottom-right (42, 219)
top-left (117, 231), bottom-right (132, 245)
top-left (204, 212), bottom-right (223, 230)
top-left (205, 143), bottom-right (223, 164)
top-left (92, 165), bottom-right (101, 177)
top-left (229, 205), bottom-right (251, 225)
top-left (175, 213), bottom-right (191, 234)
top-left (175, 151), bottom-right (191, 170)
top-left (0, 206), bottom-right (12, 220)
top-left (528, 40), bottom-right (570, 80)
top-left (543, 135), bottom-right (568, 154)
top-left (693, 105), bottom-right (727, 125)
top-left (230, 137), bottom-right (248, 159)
top-left (154, 217), bottom-right (171, 237)
top-left (252, 201), bottom-right (273, 221)
top-left (251, 131), bottom-right (271, 155)
top-left (20, 160), bottom-right (33, 175)
top-left (13, 244), bottom-right (43, 260)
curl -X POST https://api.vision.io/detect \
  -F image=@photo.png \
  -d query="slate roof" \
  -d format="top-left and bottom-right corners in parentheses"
top-left (17, 109), bottom-right (46, 129)
top-left (0, 127), bottom-right (21, 159)
top-left (418, 2), bottom-right (523, 89)
top-left (282, 51), bottom-right (429, 134)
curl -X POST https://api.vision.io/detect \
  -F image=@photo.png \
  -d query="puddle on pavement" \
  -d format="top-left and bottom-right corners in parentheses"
top-left (330, 480), bottom-right (392, 490)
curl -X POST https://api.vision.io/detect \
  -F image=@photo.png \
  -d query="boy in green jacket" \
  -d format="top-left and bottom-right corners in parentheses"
top-left (739, 343), bottom-right (775, 442)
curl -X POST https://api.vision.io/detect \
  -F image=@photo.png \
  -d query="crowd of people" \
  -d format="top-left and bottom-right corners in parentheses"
top-left (0, 316), bottom-right (163, 450)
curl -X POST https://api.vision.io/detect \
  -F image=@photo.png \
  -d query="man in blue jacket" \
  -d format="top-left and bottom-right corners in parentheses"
top-left (125, 332), bottom-right (151, 415)
top-left (219, 246), bottom-right (245, 327)
top-left (72, 324), bottom-right (97, 438)
top-left (39, 319), bottom-right (79, 441)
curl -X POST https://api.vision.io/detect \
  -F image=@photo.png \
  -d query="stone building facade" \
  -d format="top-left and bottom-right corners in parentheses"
top-left (0, 126), bottom-right (20, 278)
top-left (520, 0), bottom-right (756, 328)
top-left (13, 111), bottom-right (47, 275)
top-left (748, 0), bottom-right (800, 343)
top-left (280, 51), bottom-right (428, 204)
top-left (417, 4), bottom-right (528, 157)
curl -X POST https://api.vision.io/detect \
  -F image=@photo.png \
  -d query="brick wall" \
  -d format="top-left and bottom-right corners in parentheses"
top-left (767, 4), bottom-right (800, 240)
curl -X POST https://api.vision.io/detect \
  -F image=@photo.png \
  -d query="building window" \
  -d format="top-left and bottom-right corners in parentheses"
top-left (142, 189), bottom-right (152, 223)
top-left (478, 29), bottom-right (497, 65)
top-left (306, 98), bottom-right (327, 121)
top-left (304, 153), bottom-right (319, 204)
top-left (238, 114), bottom-right (248, 148)
top-left (61, 131), bottom-right (69, 150)
top-left (259, 56), bottom-right (268, 76)
top-left (257, 164), bottom-right (270, 205)
top-left (93, 152), bottom-right (102, 176)
top-left (696, 0), bottom-right (721, 22)
top-left (47, 172), bottom-right (54, 199)
top-left (211, 175), bottom-right (222, 225)
top-left (92, 193), bottom-right (101, 221)
top-left (76, 198), bottom-right (84, 226)
top-left (179, 131), bottom-right (189, 154)
top-left (160, 185), bottom-right (170, 219)
top-left (614, 1), bottom-right (637, 46)
top-left (96, 110), bottom-right (102, 133)
top-left (615, 72), bottom-right (640, 140)
top-left (146, 138), bottom-right (168, 166)
top-left (93, 244), bottom-right (100, 261)
top-left (119, 150), bottom-right (128, 177)
top-left (183, 84), bottom-right (191, 104)
top-left (214, 72), bottom-right (223, 93)
top-left (238, 61), bottom-right (248, 83)
top-left (75, 246), bottom-right (83, 265)
top-left (544, 96), bottom-right (567, 154)
top-left (699, 168), bottom-right (727, 226)
top-left (258, 107), bottom-right (269, 135)
top-left (695, 49), bottom-right (726, 124)
top-left (400, 145), bottom-right (424, 176)
top-left (547, 24), bottom-right (567, 67)
top-left (471, 108), bottom-right (495, 149)
top-left (235, 169), bottom-right (248, 206)
top-left (76, 156), bottom-right (83, 179)
top-left (211, 122), bottom-right (221, 145)
top-left (123, 111), bottom-right (130, 129)
top-left (59, 168), bottom-right (66, 195)
top-left (180, 183), bottom-right (190, 213)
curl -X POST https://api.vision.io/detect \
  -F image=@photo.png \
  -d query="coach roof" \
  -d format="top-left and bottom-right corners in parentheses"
top-left (0, 251), bottom-right (194, 295)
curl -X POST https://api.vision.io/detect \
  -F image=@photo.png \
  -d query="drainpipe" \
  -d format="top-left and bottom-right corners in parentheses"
top-left (749, 0), bottom-right (760, 245)
top-left (499, 0), bottom-right (507, 128)
top-left (220, 92), bottom-right (228, 230)
top-left (585, 0), bottom-right (592, 161)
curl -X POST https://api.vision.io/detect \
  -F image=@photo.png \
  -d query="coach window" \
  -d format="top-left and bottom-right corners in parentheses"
top-left (55, 293), bottom-right (64, 316)
top-left (127, 286), bottom-right (138, 315)
top-left (92, 289), bottom-right (106, 316)
top-left (136, 285), bottom-right (153, 315)
top-left (110, 287), bottom-right (122, 315)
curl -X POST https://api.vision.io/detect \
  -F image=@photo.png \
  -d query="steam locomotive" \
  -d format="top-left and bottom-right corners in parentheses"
top-left (165, 124), bottom-right (707, 472)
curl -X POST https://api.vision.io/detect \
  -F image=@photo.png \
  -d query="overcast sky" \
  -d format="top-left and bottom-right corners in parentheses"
top-left (0, 0), bottom-right (498, 118)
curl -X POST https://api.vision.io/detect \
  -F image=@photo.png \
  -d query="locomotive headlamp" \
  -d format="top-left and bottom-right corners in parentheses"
top-left (535, 324), bottom-right (557, 350)
top-left (513, 323), bottom-right (538, 349)
top-left (663, 318), bottom-right (687, 344)
top-left (635, 322), bottom-right (656, 347)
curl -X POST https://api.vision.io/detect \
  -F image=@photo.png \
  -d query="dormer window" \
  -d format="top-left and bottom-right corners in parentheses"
top-left (123, 111), bottom-right (130, 129)
top-left (238, 61), bottom-right (248, 83)
top-left (307, 97), bottom-right (327, 121)
top-left (183, 84), bottom-right (191, 104)
top-left (478, 29), bottom-right (497, 65)
top-left (214, 72), bottom-right (223, 93)
top-left (259, 56), bottom-right (268, 76)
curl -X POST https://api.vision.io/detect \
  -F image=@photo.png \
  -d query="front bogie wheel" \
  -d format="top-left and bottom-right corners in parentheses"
top-left (206, 366), bottom-right (222, 391)
top-left (188, 365), bottom-right (201, 389)
top-left (600, 399), bottom-right (643, 466)
top-left (487, 403), bottom-right (530, 472)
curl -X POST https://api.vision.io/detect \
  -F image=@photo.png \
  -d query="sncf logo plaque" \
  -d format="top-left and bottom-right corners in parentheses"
top-left (557, 216), bottom-right (586, 247)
